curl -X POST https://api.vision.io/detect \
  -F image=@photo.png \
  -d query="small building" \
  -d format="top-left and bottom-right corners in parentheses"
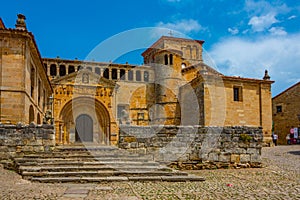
top-left (272, 82), bottom-right (300, 144)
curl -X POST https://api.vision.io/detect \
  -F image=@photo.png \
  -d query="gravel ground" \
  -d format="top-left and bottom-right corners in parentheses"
top-left (0, 145), bottom-right (299, 200)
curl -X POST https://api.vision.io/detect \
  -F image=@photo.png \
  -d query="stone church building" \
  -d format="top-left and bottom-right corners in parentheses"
top-left (0, 15), bottom-right (274, 146)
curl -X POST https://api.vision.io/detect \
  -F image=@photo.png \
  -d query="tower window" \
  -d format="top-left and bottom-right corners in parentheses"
top-left (169, 54), bottom-right (173, 65)
top-left (164, 54), bottom-right (168, 65)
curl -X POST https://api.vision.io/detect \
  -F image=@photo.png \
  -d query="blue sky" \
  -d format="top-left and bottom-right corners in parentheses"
top-left (1, 0), bottom-right (300, 96)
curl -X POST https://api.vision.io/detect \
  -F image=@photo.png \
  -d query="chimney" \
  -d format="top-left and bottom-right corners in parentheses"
top-left (15, 14), bottom-right (27, 31)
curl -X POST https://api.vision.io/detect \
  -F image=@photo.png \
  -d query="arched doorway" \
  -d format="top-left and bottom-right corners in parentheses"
top-left (75, 114), bottom-right (93, 142)
top-left (58, 97), bottom-right (111, 145)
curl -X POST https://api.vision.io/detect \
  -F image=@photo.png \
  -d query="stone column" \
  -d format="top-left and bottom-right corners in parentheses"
top-left (125, 69), bottom-right (128, 81)
top-left (117, 69), bottom-right (120, 80)
top-left (109, 69), bottom-right (112, 80)
top-left (133, 70), bottom-right (136, 81)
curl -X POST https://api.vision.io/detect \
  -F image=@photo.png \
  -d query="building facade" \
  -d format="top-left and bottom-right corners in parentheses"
top-left (0, 15), bottom-right (274, 146)
top-left (0, 15), bottom-right (52, 125)
top-left (272, 82), bottom-right (300, 144)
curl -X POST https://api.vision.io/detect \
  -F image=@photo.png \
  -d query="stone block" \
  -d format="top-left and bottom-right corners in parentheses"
top-left (230, 154), bottom-right (240, 163)
top-left (246, 148), bottom-right (259, 154)
top-left (232, 148), bottom-right (246, 154)
top-left (208, 153), bottom-right (219, 162)
top-left (219, 154), bottom-right (230, 162)
top-left (240, 154), bottom-right (250, 163)
top-left (250, 154), bottom-right (262, 163)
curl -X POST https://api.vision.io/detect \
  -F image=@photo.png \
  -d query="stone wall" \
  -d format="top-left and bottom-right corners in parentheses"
top-left (0, 122), bottom-right (55, 167)
top-left (119, 125), bottom-right (263, 169)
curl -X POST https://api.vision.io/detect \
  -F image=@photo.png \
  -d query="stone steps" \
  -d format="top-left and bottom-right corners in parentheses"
top-left (31, 175), bottom-right (205, 183)
top-left (14, 144), bottom-right (204, 183)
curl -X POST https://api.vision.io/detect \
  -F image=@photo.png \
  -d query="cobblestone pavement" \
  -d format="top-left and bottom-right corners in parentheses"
top-left (0, 145), bottom-right (299, 200)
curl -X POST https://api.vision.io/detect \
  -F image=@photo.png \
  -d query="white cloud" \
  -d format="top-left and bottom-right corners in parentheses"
top-left (248, 13), bottom-right (279, 32)
top-left (288, 15), bottom-right (297, 20)
top-left (156, 19), bottom-right (203, 34)
top-left (208, 33), bottom-right (300, 96)
top-left (244, 0), bottom-right (290, 16)
top-left (228, 27), bottom-right (239, 35)
top-left (268, 27), bottom-right (287, 36)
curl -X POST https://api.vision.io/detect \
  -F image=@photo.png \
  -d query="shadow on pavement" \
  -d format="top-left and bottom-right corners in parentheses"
top-left (288, 151), bottom-right (300, 156)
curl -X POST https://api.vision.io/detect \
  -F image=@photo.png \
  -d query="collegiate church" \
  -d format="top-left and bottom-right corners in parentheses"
top-left (0, 14), bottom-right (274, 146)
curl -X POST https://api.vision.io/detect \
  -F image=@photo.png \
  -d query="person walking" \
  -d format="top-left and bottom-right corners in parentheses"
top-left (273, 134), bottom-right (278, 146)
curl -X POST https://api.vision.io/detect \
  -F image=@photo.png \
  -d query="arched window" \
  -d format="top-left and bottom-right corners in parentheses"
top-left (128, 70), bottom-right (133, 81)
top-left (120, 69), bottom-right (125, 80)
top-left (164, 54), bottom-right (168, 65)
top-left (95, 67), bottom-right (101, 75)
top-left (103, 68), bottom-right (109, 79)
top-left (112, 68), bottom-right (118, 80)
top-left (87, 67), bottom-right (92, 71)
top-left (30, 67), bottom-right (35, 98)
top-left (68, 65), bottom-right (75, 74)
top-left (136, 70), bottom-right (141, 81)
top-left (29, 105), bottom-right (34, 123)
top-left (37, 113), bottom-right (41, 124)
top-left (144, 71), bottom-right (149, 82)
top-left (59, 65), bottom-right (66, 76)
top-left (77, 65), bottom-right (83, 71)
top-left (169, 54), bottom-right (173, 65)
top-left (50, 64), bottom-right (57, 76)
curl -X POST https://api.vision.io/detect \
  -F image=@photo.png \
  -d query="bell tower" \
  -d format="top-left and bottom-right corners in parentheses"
top-left (142, 36), bottom-right (204, 125)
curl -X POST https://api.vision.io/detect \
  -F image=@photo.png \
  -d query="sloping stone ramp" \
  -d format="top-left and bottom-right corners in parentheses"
top-left (13, 144), bottom-right (205, 183)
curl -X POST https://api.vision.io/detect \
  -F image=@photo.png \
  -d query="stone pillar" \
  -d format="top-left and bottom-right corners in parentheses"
top-left (133, 70), bottom-right (136, 81)
top-left (125, 70), bottom-right (128, 81)
top-left (56, 65), bottom-right (59, 77)
top-left (117, 69), bottom-right (120, 80)
top-left (66, 65), bottom-right (69, 75)
top-left (109, 69), bottom-right (112, 80)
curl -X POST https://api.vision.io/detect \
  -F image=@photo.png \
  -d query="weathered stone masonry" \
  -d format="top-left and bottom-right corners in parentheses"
top-left (119, 125), bottom-right (263, 169)
top-left (0, 123), bottom-right (55, 167)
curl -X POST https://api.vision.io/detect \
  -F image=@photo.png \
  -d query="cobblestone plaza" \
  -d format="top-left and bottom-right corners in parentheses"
top-left (1, 145), bottom-right (299, 200)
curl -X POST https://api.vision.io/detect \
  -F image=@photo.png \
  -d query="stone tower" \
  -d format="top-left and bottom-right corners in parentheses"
top-left (142, 36), bottom-right (204, 125)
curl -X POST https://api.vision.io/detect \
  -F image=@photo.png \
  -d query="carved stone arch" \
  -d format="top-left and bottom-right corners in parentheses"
top-left (58, 97), bottom-right (111, 145)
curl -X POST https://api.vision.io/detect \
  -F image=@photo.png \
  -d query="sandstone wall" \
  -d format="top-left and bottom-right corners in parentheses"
top-left (119, 125), bottom-right (263, 169)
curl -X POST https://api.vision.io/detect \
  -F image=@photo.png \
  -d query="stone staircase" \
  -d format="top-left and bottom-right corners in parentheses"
top-left (13, 144), bottom-right (205, 183)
